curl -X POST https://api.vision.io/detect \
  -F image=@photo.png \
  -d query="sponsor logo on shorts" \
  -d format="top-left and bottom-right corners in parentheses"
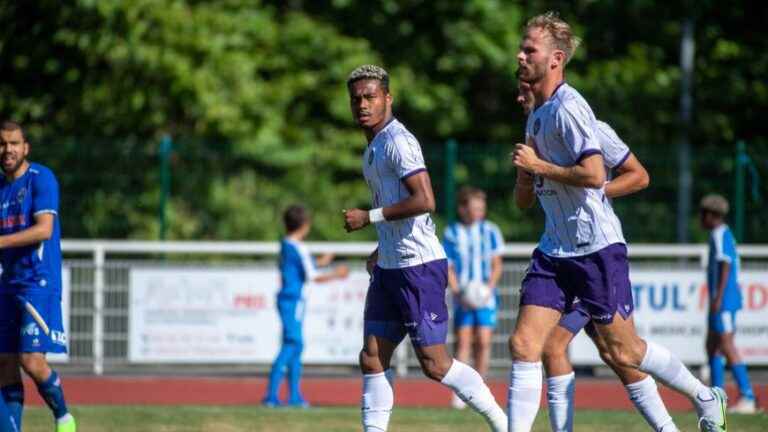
top-left (22, 323), bottom-right (40, 337)
top-left (404, 321), bottom-right (418, 328)
top-left (51, 330), bottom-right (67, 346)
top-left (591, 313), bottom-right (613, 321)
top-left (430, 312), bottom-right (438, 321)
top-left (624, 304), bottom-right (631, 313)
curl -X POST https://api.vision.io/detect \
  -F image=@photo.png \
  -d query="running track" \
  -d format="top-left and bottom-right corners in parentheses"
top-left (21, 376), bottom-right (766, 411)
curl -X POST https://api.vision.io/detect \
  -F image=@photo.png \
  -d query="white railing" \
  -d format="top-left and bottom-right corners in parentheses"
top-left (61, 240), bottom-right (768, 375)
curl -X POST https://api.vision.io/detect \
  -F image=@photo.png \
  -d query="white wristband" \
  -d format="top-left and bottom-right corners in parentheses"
top-left (369, 208), bottom-right (386, 224)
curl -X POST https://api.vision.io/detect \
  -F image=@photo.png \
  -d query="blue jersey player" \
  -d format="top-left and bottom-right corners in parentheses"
top-left (700, 194), bottom-right (757, 414)
top-left (262, 205), bottom-right (348, 407)
top-left (0, 121), bottom-right (75, 432)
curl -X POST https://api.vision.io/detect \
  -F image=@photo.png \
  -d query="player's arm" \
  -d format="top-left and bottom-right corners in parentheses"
top-left (488, 255), bottom-right (503, 291)
top-left (710, 261), bottom-right (730, 313)
top-left (605, 153), bottom-right (650, 198)
top-left (0, 212), bottom-right (54, 249)
top-left (513, 144), bottom-right (605, 188)
top-left (344, 171), bottom-right (435, 232)
top-left (313, 265), bottom-right (349, 283)
top-left (514, 168), bottom-right (535, 209)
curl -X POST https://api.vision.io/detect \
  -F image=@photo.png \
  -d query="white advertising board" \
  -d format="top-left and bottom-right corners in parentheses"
top-left (129, 267), bottom-right (367, 364)
top-left (570, 269), bottom-right (768, 365)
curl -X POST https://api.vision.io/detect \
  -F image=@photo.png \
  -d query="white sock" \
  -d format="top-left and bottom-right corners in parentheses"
top-left (508, 361), bottom-right (543, 432)
top-left (546, 372), bottom-right (575, 432)
top-left (638, 341), bottom-right (720, 419)
top-left (625, 376), bottom-right (678, 432)
top-left (362, 372), bottom-right (394, 432)
top-left (638, 341), bottom-right (706, 400)
top-left (441, 360), bottom-right (507, 432)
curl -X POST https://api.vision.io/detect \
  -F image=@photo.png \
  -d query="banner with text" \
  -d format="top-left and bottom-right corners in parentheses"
top-left (128, 267), bottom-right (367, 363)
top-left (570, 269), bottom-right (768, 365)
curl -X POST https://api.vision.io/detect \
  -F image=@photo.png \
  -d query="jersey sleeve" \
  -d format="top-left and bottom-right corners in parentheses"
top-left (595, 121), bottom-right (631, 169)
top-left (385, 132), bottom-right (427, 180)
top-left (488, 222), bottom-right (505, 256)
top-left (555, 101), bottom-right (602, 163)
top-left (31, 168), bottom-right (59, 216)
top-left (442, 225), bottom-right (460, 267)
top-left (712, 228), bottom-right (732, 263)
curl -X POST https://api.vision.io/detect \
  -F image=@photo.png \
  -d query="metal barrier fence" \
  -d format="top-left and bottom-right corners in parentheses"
top-left (61, 240), bottom-right (768, 375)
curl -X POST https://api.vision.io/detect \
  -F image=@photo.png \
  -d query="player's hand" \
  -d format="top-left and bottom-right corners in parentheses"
top-left (512, 143), bottom-right (541, 174)
top-left (334, 264), bottom-right (350, 279)
top-left (316, 252), bottom-right (335, 267)
top-left (343, 208), bottom-right (370, 232)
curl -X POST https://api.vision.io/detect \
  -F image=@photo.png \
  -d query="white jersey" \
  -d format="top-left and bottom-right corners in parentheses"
top-left (526, 83), bottom-right (625, 257)
top-left (596, 120), bottom-right (631, 178)
top-left (362, 118), bottom-right (446, 269)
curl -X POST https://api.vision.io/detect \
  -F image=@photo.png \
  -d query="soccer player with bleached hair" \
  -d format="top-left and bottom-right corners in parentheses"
top-left (518, 80), bottom-right (679, 432)
top-left (343, 65), bottom-right (507, 432)
top-left (509, 12), bottom-right (727, 432)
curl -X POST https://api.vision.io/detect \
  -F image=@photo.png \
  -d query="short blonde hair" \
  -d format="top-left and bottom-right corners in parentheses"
top-left (525, 11), bottom-right (581, 64)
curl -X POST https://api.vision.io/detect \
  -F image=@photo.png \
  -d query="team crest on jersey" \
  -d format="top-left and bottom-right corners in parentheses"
top-left (16, 187), bottom-right (26, 204)
top-left (368, 149), bottom-right (375, 165)
top-left (533, 118), bottom-right (541, 135)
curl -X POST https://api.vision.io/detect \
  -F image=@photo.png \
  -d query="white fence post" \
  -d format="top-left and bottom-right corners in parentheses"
top-left (92, 244), bottom-right (105, 375)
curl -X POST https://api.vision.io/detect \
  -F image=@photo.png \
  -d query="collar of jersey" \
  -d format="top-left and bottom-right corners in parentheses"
top-left (532, 81), bottom-right (567, 115)
top-left (370, 117), bottom-right (398, 144)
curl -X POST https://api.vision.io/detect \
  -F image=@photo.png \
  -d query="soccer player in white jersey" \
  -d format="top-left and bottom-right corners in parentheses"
top-left (507, 12), bottom-right (727, 432)
top-left (342, 65), bottom-right (507, 432)
top-left (519, 80), bottom-right (679, 432)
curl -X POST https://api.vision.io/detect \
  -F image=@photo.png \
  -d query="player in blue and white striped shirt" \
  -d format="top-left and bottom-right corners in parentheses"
top-left (443, 187), bottom-right (504, 409)
top-left (509, 13), bottom-right (726, 431)
top-left (700, 195), bottom-right (757, 414)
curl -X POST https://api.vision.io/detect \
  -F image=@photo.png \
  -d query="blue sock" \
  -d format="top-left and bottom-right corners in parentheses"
top-left (288, 342), bottom-right (304, 402)
top-left (709, 355), bottom-right (725, 388)
top-left (266, 342), bottom-right (300, 401)
top-left (36, 370), bottom-right (69, 420)
top-left (1, 384), bottom-right (23, 430)
top-left (731, 363), bottom-right (755, 400)
top-left (0, 396), bottom-right (18, 432)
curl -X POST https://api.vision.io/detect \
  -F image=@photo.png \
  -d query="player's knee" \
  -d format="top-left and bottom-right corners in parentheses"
top-left (359, 349), bottom-right (382, 374)
top-left (19, 353), bottom-right (50, 381)
top-left (509, 331), bottom-right (542, 362)
top-left (606, 344), bottom-right (642, 369)
top-left (419, 357), bottom-right (451, 382)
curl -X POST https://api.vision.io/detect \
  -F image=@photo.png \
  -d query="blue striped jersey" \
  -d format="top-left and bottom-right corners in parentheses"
top-left (443, 220), bottom-right (504, 286)
top-left (361, 118), bottom-right (446, 269)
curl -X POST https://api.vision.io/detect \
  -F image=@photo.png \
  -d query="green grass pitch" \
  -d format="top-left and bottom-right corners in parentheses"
top-left (21, 406), bottom-right (767, 431)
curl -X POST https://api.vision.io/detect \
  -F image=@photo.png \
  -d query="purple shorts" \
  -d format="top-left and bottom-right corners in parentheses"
top-left (364, 259), bottom-right (449, 347)
top-left (521, 243), bottom-right (634, 325)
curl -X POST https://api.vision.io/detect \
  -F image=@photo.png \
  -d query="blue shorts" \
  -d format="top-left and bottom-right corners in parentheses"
top-left (454, 303), bottom-right (497, 330)
top-left (277, 297), bottom-right (305, 344)
top-left (0, 292), bottom-right (67, 353)
top-left (364, 259), bottom-right (449, 347)
top-left (709, 310), bottom-right (738, 334)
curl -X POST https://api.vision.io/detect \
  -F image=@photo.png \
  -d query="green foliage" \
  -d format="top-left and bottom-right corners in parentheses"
top-left (0, 1), bottom-right (765, 242)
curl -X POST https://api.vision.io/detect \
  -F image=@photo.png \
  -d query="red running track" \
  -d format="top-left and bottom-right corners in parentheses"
top-left (21, 376), bottom-right (766, 411)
